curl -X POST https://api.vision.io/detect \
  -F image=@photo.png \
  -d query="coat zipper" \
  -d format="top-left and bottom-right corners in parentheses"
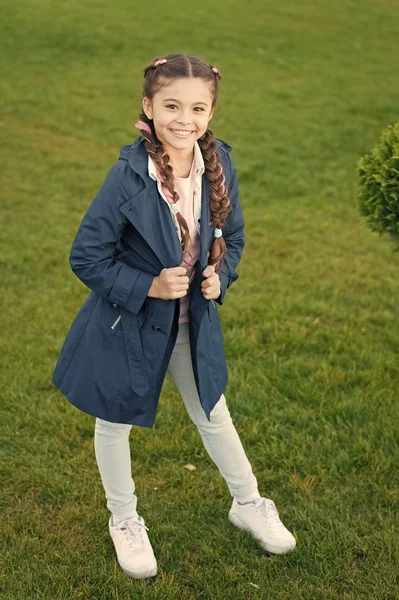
top-left (111, 314), bottom-right (121, 329)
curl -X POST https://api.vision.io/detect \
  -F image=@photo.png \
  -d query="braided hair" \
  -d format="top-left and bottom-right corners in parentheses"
top-left (135, 53), bottom-right (232, 275)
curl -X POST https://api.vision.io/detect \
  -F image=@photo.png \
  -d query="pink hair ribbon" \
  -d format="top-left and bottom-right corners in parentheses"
top-left (134, 120), bottom-right (152, 135)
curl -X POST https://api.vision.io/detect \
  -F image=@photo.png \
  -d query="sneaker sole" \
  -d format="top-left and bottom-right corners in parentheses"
top-left (228, 512), bottom-right (296, 554)
top-left (118, 558), bottom-right (158, 580)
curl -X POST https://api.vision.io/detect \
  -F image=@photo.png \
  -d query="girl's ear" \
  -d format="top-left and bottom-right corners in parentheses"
top-left (208, 107), bottom-right (215, 121)
top-left (143, 97), bottom-right (153, 120)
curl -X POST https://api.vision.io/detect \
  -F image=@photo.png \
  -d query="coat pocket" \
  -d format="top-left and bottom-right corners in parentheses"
top-left (109, 299), bottom-right (148, 338)
top-left (110, 312), bottom-right (123, 336)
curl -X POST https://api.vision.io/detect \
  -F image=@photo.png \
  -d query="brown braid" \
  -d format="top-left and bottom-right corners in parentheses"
top-left (136, 53), bottom-right (233, 274)
top-left (197, 129), bottom-right (232, 271)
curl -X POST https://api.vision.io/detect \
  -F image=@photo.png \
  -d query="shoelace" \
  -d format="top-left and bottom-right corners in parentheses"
top-left (117, 516), bottom-right (150, 553)
top-left (253, 498), bottom-right (281, 524)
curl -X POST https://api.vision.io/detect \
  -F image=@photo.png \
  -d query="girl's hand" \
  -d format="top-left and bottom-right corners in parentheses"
top-left (201, 265), bottom-right (221, 300)
top-left (148, 267), bottom-right (189, 300)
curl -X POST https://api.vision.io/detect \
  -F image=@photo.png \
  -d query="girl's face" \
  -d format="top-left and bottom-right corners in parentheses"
top-left (142, 77), bottom-right (215, 155)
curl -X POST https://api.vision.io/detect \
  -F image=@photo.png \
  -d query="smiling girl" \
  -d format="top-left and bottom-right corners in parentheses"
top-left (52, 53), bottom-right (297, 580)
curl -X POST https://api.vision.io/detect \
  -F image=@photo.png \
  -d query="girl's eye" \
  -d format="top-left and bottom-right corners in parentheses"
top-left (166, 105), bottom-right (204, 112)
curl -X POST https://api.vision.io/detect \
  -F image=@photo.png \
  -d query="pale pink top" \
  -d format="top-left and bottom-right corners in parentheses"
top-left (174, 159), bottom-right (201, 324)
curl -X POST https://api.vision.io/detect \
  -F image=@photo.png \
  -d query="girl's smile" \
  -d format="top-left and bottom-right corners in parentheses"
top-left (169, 129), bottom-right (195, 138)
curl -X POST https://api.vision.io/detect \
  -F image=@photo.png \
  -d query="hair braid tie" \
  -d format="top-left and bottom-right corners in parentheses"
top-left (135, 120), bottom-right (152, 135)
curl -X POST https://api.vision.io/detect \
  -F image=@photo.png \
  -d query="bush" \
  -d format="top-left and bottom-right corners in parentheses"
top-left (356, 121), bottom-right (399, 250)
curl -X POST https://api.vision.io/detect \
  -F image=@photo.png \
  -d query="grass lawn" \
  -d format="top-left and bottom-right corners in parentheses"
top-left (1, 0), bottom-right (398, 598)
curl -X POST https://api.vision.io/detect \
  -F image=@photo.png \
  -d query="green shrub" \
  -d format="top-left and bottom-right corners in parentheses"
top-left (356, 121), bottom-right (399, 250)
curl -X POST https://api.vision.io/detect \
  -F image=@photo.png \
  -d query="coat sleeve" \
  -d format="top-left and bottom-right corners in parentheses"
top-left (69, 162), bottom-right (155, 314)
top-left (215, 152), bottom-right (245, 306)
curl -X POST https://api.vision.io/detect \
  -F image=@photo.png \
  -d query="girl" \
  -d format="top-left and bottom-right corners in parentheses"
top-left (52, 53), bottom-right (296, 580)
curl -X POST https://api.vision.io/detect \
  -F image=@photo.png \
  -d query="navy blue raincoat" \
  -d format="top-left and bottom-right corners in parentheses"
top-left (51, 135), bottom-right (245, 427)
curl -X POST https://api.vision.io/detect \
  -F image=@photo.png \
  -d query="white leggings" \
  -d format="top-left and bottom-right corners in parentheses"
top-left (94, 321), bottom-right (260, 520)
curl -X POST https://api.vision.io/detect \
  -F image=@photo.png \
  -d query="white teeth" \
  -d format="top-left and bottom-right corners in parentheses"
top-left (170, 129), bottom-right (193, 137)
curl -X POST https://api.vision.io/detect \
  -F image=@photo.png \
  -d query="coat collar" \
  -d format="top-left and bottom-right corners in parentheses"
top-left (119, 136), bottom-right (231, 270)
top-left (123, 135), bottom-right (231, 181)
top-left (148, 139), bottom-right (205, 181)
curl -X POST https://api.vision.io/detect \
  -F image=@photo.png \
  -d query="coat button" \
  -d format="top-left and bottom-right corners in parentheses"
top-left (152, 325), bottom-right (161, 331)
top-left (112, 303), bottom-right (118, 308)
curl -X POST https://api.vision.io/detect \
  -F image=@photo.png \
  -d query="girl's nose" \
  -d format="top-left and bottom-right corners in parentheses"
top-left (176, 116), bottom-right (192, 126)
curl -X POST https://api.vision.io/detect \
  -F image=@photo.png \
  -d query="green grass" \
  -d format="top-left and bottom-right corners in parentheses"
top-left (1, 0), bottom-right (399, 598)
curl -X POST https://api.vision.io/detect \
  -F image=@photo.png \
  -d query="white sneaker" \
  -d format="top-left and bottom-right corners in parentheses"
top-left (108, 514), bottom-right (158, 579)
top-left (228, 497), bottom-right (296, 554)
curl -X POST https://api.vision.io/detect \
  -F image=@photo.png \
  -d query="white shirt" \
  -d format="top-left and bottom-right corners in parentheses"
top-left (147, 140), bottom-right (205, 241)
